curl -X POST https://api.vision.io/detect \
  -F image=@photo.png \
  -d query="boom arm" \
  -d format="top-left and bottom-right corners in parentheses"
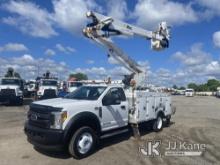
top-left (83, 11), bottom-right (170, 86)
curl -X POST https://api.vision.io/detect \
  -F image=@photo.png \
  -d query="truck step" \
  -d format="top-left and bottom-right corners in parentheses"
top-left (100, 128), bottom-right (129, 139)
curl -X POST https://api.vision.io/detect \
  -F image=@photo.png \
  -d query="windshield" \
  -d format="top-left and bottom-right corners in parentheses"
top-left (186, 90), bottom-right (193, 92)
top-left (65, 86), bottom-right (106, 100)
top-left (69, 82), bottom-right (82, 87)
top-left (1, 79), bottom-right (20, 85)
top-left (42, 80), bottom-right (57, 86)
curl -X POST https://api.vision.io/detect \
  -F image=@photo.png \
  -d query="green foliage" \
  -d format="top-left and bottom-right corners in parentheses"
top-left (172, 85), bottom-right (178, 89)
top-left (179, 86), bottom-right (186, 90)
top-left (187, 83), bottom-right (197, 90)
top-left (172, 85), bottom-right (185, 90)
top-left (207, 79), bottom-right (220, 91)
top-left (69, 73), bottom-right (88, 81)
top-left (187, 79), bottom-right (220, 92)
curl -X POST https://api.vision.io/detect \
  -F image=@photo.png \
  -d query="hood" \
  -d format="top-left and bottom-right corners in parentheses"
top-left (0, 85), bottom-right (20, 89)
top-left (40, 86), bottom-right (57, 90)
top-left (33, 98), bottom-right (97, 108)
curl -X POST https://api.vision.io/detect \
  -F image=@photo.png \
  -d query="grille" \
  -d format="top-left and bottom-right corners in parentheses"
top-left (43, 89), bottom-right (56, 98)
top-left (28, 104), bottom-right (53, 129)
top-left (0, 89), bottom-right (16, 96)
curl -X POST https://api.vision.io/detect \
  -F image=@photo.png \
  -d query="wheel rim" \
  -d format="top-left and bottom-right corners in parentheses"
top-left (77, 132), bottom-right (93, 154)
top-left (157, 117), bottom-right (162, 129)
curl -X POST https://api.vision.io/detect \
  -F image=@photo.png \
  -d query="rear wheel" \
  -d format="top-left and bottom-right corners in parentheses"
top-left (68, 126), bottom-right (97, 159)
top-left (164, 115), bottom-right (171, 127)
top-left (153, 115), bottom-right (163, 132)
top-left (17, 98), bottom-right (23, 106)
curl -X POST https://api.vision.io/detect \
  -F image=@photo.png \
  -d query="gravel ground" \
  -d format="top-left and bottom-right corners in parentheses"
top-left (0, 96), bottom-right (220, 165)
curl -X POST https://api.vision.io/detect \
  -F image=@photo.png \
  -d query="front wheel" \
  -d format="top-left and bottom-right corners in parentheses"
top-left (153, 115), bottom-right (163, 132)
top-left (17, 99), bottom-right (23, 106)
top-left (164, 115), bottom-right (171, 127)
top-left (68, 126), bottom-right (97, 159)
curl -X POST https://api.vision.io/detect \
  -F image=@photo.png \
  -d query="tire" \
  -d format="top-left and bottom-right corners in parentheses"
top-left (17, 99), bottom-right (23, 106)
top-left (68, 126), bottom-right (97, 159)
top-left (164, 116), bottom-right (171, 127)
top-left (153, 115), bottom-right (163, 132)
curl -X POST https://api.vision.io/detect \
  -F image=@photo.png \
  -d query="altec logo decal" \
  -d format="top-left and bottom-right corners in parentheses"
top-left (30, 114), bottom-right (38, 121)
top-left (139, 140), bottom-right (206, 157)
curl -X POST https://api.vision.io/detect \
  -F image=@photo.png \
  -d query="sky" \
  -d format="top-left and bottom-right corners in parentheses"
top-left (0, 0), bottom-right (220, 87)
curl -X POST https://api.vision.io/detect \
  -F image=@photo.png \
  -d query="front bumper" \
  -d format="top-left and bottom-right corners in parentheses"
top-left (24, 121), bottom-right (64, 150)
top-left (0, 94), bottom-right (23, 103)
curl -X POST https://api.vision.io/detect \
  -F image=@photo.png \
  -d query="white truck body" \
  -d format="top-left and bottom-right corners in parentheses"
top-left (28, 84), bottom-right (174, 131)
top-left (185, 89), bottom-right (194, 97)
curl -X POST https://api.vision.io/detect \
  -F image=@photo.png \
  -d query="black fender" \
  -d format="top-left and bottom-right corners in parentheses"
top-left (63, 111), bottom-right (101, 144)
top-left (156, 110), bottom-right (165, 119)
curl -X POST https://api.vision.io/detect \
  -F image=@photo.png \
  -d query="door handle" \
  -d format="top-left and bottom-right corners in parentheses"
top-left (121, 105), bottom-right (126, 110)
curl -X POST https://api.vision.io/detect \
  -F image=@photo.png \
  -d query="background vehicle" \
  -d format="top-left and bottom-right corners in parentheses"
top-left (24, 80), bottom-right (36, 97)
top-left (216, 87), bottom-right (220, 97)
top-left (67, 81), bottom-right (83, 93)
top-left (0, 77), bottom-right (24, 105)
top-left (185, 88), bottom-right (194, 97)
top-left (36, 79), bottom-right (58, 99)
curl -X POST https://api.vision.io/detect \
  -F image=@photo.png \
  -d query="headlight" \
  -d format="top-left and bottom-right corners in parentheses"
top-left (17, 89), bottom-right (23, 96)
top-left (50, 111), bottom-right (67, 129)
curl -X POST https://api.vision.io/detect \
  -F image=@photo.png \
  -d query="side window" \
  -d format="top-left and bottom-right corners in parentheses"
top-left (117, 88), bottom-right (126, 101)
top-left (102, 88), bottom-right (125, 103)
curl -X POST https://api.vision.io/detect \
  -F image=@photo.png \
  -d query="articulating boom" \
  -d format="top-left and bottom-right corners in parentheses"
top-left (83, 11), bottom-right (170, 87)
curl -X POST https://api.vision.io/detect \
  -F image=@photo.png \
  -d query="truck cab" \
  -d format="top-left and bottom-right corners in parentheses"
top-left (185, 88), bottom-right (194, 97)
top-left (67, 81), bottom-right (83, 93)
top-left (0, 77), bottom-right (24, 105)
top-left (24, 84), bottom-right (175, 158)
top-left (37, 79), bottom-right (58, 99)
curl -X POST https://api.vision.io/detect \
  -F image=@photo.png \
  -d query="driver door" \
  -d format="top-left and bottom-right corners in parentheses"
top-left (101, 87), bottom-right (128, 131)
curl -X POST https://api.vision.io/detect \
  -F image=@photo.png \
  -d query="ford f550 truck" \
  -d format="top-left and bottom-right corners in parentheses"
top-left (24, 11), bottom-right (174, 159)
top-left (24, 84), bottom-right (175, 158)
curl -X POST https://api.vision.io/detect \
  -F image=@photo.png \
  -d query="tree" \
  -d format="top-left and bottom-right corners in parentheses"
top-left (69, 73), bottom-right (88, 81)
top-left (5, 67), bottom-right (21, 78)
top-left (207, 79), bottom-right (220, 91)
top-left (187, 83), bottom-right (198, 91)
top-left (179, 86), bottom-right (186, 90)
top-left (172, 85), bottom-right (178, 89)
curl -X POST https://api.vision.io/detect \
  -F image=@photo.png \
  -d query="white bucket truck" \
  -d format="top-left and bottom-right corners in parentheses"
top-left (24, 11), bottom-right (175, 159)
top-left (0, 77), bottom-right (24, 105)
top-left (36, 78), bottom-right (58, 99)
